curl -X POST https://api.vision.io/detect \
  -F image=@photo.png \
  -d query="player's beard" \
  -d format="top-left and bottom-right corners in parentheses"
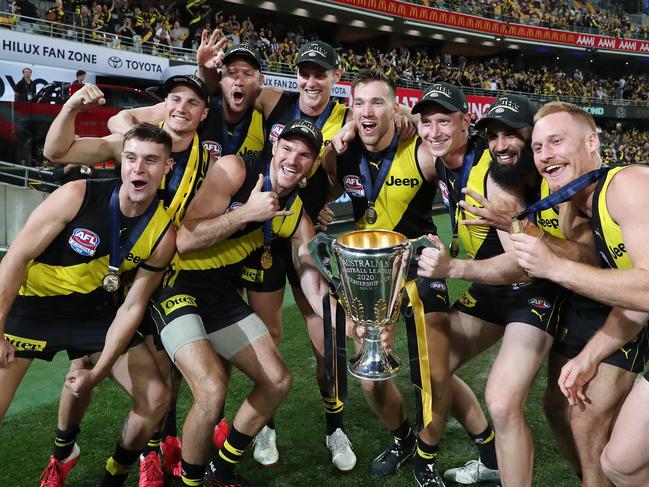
top-left (490, 145), bottom-right (536, 189)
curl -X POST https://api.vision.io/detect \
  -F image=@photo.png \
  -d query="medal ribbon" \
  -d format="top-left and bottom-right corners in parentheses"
top-left (358, 133), bottom-right (399, 221)
top-left (515, 166), bottom-right (610, 221)
top-left (442, 140), bottom-right (476, 256)
top-left (217, 95), bottom-right (251, 156)
top-left (294, 99), bottom-right (335, 130)
top-left (108, 183), bottom-right (160, 274)
top-left (262, 161), bottom-right (300, 252)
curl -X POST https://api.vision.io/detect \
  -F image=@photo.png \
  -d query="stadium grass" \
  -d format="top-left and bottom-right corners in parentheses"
top-left (0, 217), bottom-right (580, 486)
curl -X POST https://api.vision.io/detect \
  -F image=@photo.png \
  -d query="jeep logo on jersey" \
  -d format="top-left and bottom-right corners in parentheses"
top-left (269, 123), bottom-right (285, 143)
top-left (430, 281), bottom-right (447, 292)
top-left (226, 201), bottom-right (243, 213)
top-left (385, 176), bottom-right (420, 187)
top-left (202, 140), bottom-right (222, 159)
top-left (343, 175), bottom-right (365, 197)
top-left (68, 228), bottom-right (100, 256)
top-left (439, 180), bottom-right (450, 207)
top-left (529, 297), bottom-right (551, 309)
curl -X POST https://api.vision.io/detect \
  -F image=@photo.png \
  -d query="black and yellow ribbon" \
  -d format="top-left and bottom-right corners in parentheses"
top-left (404, 279), bottom-right (433, 428)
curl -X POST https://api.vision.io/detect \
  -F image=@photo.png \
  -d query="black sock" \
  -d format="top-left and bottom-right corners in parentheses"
top-left (321, 391), bottom-right (344, 436)
top-left (214, 426), bottom-right (254, 479)
top-left (266, 417), bottom-right (275, 430)
top-left (142, 431), bottom-right (162, 456)
top-left (391, 419), bottom-right (415, 446)
top-left (180, 458), bottom-right (205, 486)
top-left (53, 426), bottom-right (80, 461)
top-left (470, 425), bottom-right (498, 470)
top-left (101, 443), bottom-right (139, 487)
top-left (414, 439), bottom-right (439, 468)
top-left (162, 407), bottom-right (177, 438)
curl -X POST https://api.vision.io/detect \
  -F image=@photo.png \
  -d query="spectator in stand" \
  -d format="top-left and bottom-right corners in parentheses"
top-left (14, 67), bottom-right (35, 102)
top-left (170, 20), bottom-right (188, 49)
top-left (116, 16), bottom-right (136, 46)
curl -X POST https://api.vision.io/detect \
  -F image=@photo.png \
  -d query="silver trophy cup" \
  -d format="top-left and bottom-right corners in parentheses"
top-left (309, 229), bottom-right (431, 380)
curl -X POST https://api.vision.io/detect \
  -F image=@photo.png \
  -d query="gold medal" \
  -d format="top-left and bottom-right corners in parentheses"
top-left (449, 237), bottom-right (460, 258)
top-left (261, 250), bottom-right (273, 270)
top-left (102, 273), bottom-right (121, 292)
top-left (365, 205), bottom-right (377, 224)
top-left (510, 219), bottom-right (525, 234)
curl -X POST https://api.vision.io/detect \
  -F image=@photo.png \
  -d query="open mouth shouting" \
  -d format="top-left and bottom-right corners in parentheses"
top-left (360, 120), bottom-right (378, 137)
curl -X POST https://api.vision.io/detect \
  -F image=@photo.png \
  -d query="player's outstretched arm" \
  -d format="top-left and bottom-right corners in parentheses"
top-left (44, 84), bottom-right (122, 164)
top-left (0, 181), bottom-right (85, 367)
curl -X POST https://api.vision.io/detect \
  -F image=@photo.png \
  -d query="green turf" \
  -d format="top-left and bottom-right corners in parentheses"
top-left (0, 216), bottom-right (580, 486)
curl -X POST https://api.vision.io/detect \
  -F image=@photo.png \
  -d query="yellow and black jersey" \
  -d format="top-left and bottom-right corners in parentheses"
top-left (200, 96), bottom-right (265, 161)
top-left (535, 178), bottom-right (563, 239)
top-left (337, 136), bottom-right (437, 238)
top-left (436, 143), bottom-right (502, 259)
top-left (164, 156), bottom-right (303, 291)
top-left (161, 130), bottom-right (210, 227)
top-left (265, 91), bottom-right (348, 221)
top-left (591, 165), bottom-right (634, 270)
top-left (13, 179), bottom-right (171, 318)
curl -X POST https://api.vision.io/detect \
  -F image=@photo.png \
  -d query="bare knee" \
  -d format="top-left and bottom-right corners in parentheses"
top-left (600, 444), bottom-right (633, 484)
top-left (192, 376), bottom-right (227, 422)
top-left (134, 379), bottom-right (171, 420)
top-left (270, 368), bottom-right (292, 400)
top-left (486, 388), bottom-right (524, 427)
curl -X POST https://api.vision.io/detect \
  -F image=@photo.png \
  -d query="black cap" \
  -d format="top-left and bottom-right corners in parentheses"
top-left (164, 74), bottom-right (210, 104)
top-left (411, 82), bottom-right (468, 114)
top-left (223, 43), bottom-right (262, 70)
top-left (474, 94), bottom-right (537, 131)
top-left (297, 41), bottom-right (339, 70)
top-left (278, 119), bottom-right (323, 154)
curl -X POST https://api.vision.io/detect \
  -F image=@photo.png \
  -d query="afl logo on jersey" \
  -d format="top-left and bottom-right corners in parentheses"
top-left (439, 181), bottom-right (450, 207)
top-left (269, 124), bottom-right (285, 143)
top-left (429, 281), bottom-right (447, 292)
top-left (226, 201), bottom-right (243, 213)
top-left (202, 140), bottom-right (222, 160)
top-left (69, 228), bottom-right (100, 256)
top-left (529, 297), bottom-right (551, 309)
top-left (343, 175), bottom-right (365, 197)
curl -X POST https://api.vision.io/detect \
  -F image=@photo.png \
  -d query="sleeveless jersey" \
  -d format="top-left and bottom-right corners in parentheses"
top-left (14, 179), bottom-right (171, 317)
top-left (591, 165), bottom-right (634, 270)
top-left (199, 96), bottom-right (265, 161)
top-left (337, 136), bottom-right (437, 238)
top-left (266, 92), bottom-right (348, 220)
top-left (535, 178), bottom-right (563, 239)
top-left (436, 144), bottom-right (502, 259)
top-left (164, 156), bottom-right (304, 290)
top-left (162, 130), bottom-right (210, 227)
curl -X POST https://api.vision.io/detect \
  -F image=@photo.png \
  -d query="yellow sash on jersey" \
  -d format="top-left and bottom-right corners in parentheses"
top-left (159, 130), bottom-right (204, 227)
top-left (404, 279), bottom-right (433, 428)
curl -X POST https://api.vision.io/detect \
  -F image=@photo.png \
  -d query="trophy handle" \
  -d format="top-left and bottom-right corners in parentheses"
top-left (307, 232), bottom-right (340, 290)
top-left (407, 235), bottom-right (437, 280)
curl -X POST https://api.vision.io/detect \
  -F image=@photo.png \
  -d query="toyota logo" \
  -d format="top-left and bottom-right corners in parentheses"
top-left (108, 56), bottom-right (123, 68)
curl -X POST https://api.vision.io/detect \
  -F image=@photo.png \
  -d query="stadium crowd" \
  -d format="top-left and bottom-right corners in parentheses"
top-left (422, 0), bottom-right (649, 39)
top-left (6, 3), bottom-right (648, 105)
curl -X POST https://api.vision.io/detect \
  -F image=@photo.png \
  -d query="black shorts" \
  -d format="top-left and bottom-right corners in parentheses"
top-left (152, 282), bottom-right (253, 336)
top-left (555, 294), bottom-right (649, 373)
top-left (402, 277), bottom-right (450, 315)
top-left (237, 239), bottom-right (298, 292)
top-left (4, 307), bottom-right (142, 361)
top-left (453, 280), bottom-right (563, 336)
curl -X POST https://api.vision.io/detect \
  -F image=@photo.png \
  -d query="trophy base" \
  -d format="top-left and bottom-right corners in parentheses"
top-left (348, 350), bottom-right (401, 381)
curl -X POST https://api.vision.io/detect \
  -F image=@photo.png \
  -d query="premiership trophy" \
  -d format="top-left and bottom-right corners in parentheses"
top-left (308, 229), bottom-right (431, 380)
